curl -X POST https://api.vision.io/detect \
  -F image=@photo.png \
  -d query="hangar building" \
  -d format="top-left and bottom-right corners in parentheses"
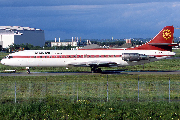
top-left (0, 26), bottom-right (45, 48)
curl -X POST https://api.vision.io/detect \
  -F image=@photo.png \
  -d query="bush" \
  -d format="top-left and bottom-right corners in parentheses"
top-left (0, 97), bottom-right (180, 119)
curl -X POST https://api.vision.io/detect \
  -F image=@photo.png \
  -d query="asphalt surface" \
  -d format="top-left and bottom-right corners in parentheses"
top-left (0, 70), bottom-right (180, 76)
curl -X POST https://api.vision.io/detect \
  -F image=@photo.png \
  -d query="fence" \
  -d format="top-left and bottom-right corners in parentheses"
top-left (1, 75), bottom-right (180, 103)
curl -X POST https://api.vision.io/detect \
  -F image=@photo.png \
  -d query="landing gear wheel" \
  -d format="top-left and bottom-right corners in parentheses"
top-left (91, 67), bottom-right (95, 73)
top-left (26, 67), bottom-right (30, 74)
top-left (91, 67), bottom-right (102, 73)
top-left (27, 69), bottom-right (30, 74)
top-left (96, 68), bottom-right (102, 73)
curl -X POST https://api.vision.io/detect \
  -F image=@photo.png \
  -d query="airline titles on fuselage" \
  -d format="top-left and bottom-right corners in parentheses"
top-left (35, 51), bottom-right (51, 54)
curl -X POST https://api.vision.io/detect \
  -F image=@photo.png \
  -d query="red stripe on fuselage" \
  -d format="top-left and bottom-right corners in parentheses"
top-left (11, 55), bottom-right (122, 58)
top-left (79, 48), bottom-right (125, 50)
top-left (8, 54), bottom-right (172, 59)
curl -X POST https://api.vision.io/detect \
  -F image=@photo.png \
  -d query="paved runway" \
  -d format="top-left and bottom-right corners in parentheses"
top-left (0, 70), bottom-right (180, 76)
top-left (0, 72), bottom-right (94, 76)
top-left (122, 71), bottom-right (180, 75)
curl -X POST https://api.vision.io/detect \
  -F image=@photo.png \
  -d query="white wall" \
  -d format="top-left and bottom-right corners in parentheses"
top-left (51, 42), bottom-right (77, 47)
top-left (1, 35), bottom-right (14, 48)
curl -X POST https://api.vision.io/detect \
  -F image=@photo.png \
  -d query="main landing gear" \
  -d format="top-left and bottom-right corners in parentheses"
top-left (26, 67), bottom-right (30, 74)
top-left (91, 67), bottom-right (102, 73)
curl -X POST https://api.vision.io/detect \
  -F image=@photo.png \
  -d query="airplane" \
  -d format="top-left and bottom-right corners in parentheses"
top-left (0, 26), bottom-right (178, 74)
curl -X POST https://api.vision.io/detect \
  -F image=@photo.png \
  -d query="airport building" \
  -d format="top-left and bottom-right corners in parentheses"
top-left (51, 42), bottom-right (77, 47)
top-left (51, 37), bottom-right (77, 47)
top-left (0, 26), bottom-right (45, 48)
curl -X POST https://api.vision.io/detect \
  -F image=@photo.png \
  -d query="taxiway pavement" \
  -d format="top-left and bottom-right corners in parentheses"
top-left (0, 70), bottom-right (180, 76)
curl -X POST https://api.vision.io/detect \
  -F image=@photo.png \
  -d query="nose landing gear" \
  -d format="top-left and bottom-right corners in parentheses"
top-left (26, 67), bottom-right (30, 74)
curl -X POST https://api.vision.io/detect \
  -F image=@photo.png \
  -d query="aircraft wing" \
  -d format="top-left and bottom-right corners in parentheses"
top-left (68, 61), bottom-right (118, 67)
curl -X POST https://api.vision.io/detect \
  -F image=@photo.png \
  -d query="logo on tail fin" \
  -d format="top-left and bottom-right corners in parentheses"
top-left (163, 29), bottom-right (172, 40)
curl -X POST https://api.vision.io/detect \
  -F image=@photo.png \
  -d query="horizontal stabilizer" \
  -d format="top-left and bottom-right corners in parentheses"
top-left (148, 43), bottom-right (178, 46)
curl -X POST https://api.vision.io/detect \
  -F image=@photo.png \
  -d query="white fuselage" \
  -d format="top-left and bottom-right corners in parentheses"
top-left (1, 49), bottom-right (175, 67)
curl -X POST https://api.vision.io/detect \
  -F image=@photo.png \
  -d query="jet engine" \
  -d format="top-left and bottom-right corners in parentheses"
top-left (122, 53), bottom-right (149, 61)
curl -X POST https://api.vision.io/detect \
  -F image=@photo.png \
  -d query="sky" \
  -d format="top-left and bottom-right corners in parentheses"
top-left (0, 0), bottom-right (180, 40)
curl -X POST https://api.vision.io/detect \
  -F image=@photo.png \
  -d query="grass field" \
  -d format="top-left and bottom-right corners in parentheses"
top-left (1, 74), bottom-right (180, 102)
top-left (1, 99), bottom-right (180, 119)
top-left (0, 50), bottom-right (180, 119)
top-left (1, 74), bottom-right (180, 119)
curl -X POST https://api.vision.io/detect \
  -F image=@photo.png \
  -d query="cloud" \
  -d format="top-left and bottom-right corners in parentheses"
top-left (0, 1), bottom-right (180, 39)
top-left (0, 0), bottom-right (180, 7)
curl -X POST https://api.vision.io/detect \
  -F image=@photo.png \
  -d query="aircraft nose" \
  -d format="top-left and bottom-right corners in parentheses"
top-left (0, 59), bottom-right (5, 65)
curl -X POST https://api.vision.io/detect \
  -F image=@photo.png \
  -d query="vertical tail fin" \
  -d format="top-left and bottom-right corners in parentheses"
top-left (127, 26), bottom-right (175, 51)
top-left (149, 26), bottom-right (174, 44)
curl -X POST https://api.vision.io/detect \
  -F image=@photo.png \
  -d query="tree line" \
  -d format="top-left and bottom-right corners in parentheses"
top-left (1, 43), bottom-right (74, 53)
top-left (0, 40), bottom-right (145, 53)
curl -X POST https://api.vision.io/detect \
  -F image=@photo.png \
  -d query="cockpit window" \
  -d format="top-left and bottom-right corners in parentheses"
top-left (5, 56), bottom-right (9, 59)
top-left (5, 56), bottom-right (13, 59)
